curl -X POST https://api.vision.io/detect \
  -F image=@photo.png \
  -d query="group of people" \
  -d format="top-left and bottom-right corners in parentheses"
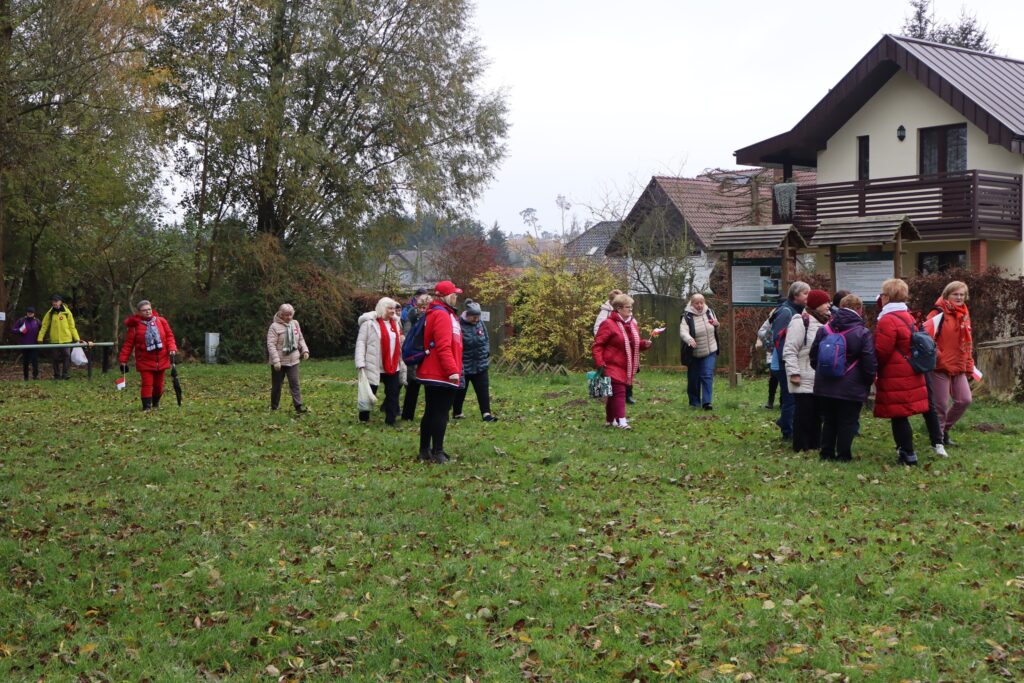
top-left (10, 294), bottom-right (85, 380)
top-left (589, 278), bottom-right (976, 466)
top-left (766, 278), bottom-right (974, 464)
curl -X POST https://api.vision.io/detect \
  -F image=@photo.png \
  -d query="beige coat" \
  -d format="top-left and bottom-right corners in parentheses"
top-left (355, 312), bottom-right (407, 385)
top-left (679, 304), bottom-right (719, 359)
top-left (781, 312), bottom-right (822, 394)
top-left (267, 315), bottom-right (310, 367)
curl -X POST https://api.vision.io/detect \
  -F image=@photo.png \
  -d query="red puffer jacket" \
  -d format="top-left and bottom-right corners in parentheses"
top-left (592, 312), bottom-right (652, 386)
top-left (873, 309), bottom-right (928, 418)
top-left (416, 302), bottom-right (463, 388)
top-left (118, 313), bottom-right (177, 372)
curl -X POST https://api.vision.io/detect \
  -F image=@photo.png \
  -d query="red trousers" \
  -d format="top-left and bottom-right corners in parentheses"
top-left (605, 380), bottom-right (627, 422)
top-left (139, 370), bottom-right (166, 399)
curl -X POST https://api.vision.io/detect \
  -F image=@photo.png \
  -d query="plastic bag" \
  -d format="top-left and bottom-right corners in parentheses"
top-left (357, 369), bottom-right (377, 412)
top-left (586, 370), bottom-right (613, 399)
top-left (70, 346), bottom-right (88, 367)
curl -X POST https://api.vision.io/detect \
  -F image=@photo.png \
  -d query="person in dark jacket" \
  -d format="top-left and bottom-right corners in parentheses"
top-left (401, 293), bottom-right (431, 421)
top-left (770, 281), bottom-right (810, 440)
top-left (452, 299), bottom-right (498, 422)
top-left (12, 306), bottom-right (42, 380)
top-left (809, 294), bottom-right (877, 462)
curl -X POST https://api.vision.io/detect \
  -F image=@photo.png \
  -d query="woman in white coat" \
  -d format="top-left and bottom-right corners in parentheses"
top-left (782, 289), bottom-right (832, 452)
top-left (355, 297), bottom-right (407, 425)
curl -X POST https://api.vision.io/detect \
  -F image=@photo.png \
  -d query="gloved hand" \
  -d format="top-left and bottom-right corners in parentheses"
top-left (301, 352), bottom-right (309, 360)
top-left (120, 363), bottom-right (129, 374)
top-left (273, 363), bottom-right (282, 371)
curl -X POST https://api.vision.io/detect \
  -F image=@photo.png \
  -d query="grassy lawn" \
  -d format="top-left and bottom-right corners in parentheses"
top-left (1, 361), bottom-right (1022, 681)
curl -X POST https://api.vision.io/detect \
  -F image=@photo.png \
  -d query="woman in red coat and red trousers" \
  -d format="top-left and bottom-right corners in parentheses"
top-left (118, 299), bottom-right (178, 411)
top-left (416, 281), bottom-right (464, 464)
top-left (592, 293), bottom-right (656, 429)
top-left (874, 279), bottom-right (930, 465)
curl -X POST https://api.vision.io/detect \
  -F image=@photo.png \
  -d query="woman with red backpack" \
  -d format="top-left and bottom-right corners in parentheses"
top-left (416, 281), bottom-right (464, 464)
top-left (874, 279), bottom-right (930, 466)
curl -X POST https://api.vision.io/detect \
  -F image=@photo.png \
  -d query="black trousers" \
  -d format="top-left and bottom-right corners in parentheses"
top-left (51, 348), bottom-right (71, 379)
top-left (401, 375), bottom-right (420, 420)
top-left (922, 373), bottom-right (944, 446)
top-left (891, 416), bottom-right (915, 455)
top-left (819, 397), bottom-right (863, 460)
top-left (767, 373), bottom-right (779, 406)
top-left (420, 384), bottom-right (456, 453)
top-left (21, 349), bottom-right (39, 379)
top-left (792, 393), bottom-right (821, 452)
top-left (453, 369), bottom-right (491, 417)
top-left (360, 372), bottom-right (401, 424)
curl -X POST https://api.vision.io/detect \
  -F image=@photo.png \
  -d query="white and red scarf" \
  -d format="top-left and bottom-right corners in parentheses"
top-left (613, 312), bottom-right (641, 380)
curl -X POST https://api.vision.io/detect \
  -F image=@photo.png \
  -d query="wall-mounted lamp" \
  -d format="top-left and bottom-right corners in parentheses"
top-left (897, 125), bottom-right (907, 142)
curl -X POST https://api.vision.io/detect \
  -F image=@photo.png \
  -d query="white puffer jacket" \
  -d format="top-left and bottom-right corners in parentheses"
top-left (355, 312), bottom-right (407, 385)
top-left (781, 312), bottom-right (823, 394)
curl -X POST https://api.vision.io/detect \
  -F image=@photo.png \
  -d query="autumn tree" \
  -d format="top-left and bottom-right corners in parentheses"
top-left (430, 235), bottom-right (498, 299)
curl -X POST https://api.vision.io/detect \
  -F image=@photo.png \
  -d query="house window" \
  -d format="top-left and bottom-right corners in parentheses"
top-left (918, 250), bottom-right (966, 275)
top-left (857, 135), bottom-right (869, 181)
top-left (919, 124), bottom-right (967, 175)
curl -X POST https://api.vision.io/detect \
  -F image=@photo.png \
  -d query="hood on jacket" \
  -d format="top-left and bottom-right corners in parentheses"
top-left (685, 304), bottom-right (713, 317)
top-left (827, 307), bottom-right (864, 332)
top-left (273, 311), bottom-right (295, 325)
top-left (599, 302), bottom-right (614, 312)
top-left (358, 311), bottom-right (377, 325)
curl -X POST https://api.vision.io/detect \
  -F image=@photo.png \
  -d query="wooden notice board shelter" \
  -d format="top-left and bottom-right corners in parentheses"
top-left (709, 223), bottom-right (807, 387)
top-left (809, 214), bottom-right (921, 287)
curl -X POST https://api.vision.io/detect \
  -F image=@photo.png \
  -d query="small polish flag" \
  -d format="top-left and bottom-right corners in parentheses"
top-left (116, 376), bottom-right (126, 391)
top-left (972, 366), bottom-right (983, 382)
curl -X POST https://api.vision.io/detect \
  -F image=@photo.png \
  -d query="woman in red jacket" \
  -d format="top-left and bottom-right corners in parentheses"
top-left (416, 281), bottom-right (464, 464)
top-left (924, 281), bottom-right (973, 447)
top-left (592, 294), bottom-right (654, 429)
top-left (118, 299), bottom-right (178, 411)
top-left (873, 279), bottom-right (929, 465)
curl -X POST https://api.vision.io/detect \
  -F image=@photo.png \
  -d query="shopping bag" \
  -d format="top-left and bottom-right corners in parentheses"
top-left (586, 370), bottom-right (613, 399)
top-left (357, 369), bottom-right (377, 412)
top-left (70, 346), bottom-right (88, 367)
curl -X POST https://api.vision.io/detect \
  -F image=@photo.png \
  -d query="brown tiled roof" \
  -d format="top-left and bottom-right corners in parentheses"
top-left (737, 34), bottom-right (1024, 166)
top-left (609, 169), bottom-right (816, 254)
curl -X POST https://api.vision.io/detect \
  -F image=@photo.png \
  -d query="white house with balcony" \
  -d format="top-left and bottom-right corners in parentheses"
top-left (735, 34), bottom-right (1024, 276)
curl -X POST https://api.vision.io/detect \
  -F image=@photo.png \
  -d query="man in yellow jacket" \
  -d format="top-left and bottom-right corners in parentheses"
top-left (37, 294), bottom-right (81, 379)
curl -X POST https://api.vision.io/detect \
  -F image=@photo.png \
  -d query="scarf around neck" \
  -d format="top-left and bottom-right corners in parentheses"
top-left (283, 320), bottom-right (297, 354)
top-left (378, 318), bottom-right (399, 374)
top-left (143, 317), bottom-right (163, 352)
top-left (612, 311), bottom-right (640, 381)
top-left (936, 296), bottom-right (972, 349)
top-left (877, 302), bottom-right (908, 320)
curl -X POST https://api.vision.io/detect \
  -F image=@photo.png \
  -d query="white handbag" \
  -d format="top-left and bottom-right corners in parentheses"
top-left (70, 346), bottom-right (88, 367)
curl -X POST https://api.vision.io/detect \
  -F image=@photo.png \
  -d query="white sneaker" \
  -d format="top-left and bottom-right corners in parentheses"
top-left (932, 443), bottom-right (948, 457)
top-left (616, 419), bottom-right (631, 430)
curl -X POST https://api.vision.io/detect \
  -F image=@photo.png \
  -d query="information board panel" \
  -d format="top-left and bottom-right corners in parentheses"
top-left (835, 252), bottom-right (894, 301)
top-left (732, 258), bottom-right (782, 306)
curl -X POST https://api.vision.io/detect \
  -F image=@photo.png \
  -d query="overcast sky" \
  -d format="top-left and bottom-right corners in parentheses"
top-left (469, 0), bottom-right (1024, 236)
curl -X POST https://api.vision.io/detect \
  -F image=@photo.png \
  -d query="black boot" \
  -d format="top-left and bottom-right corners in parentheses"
top-left (417, 448), bottom-right (431, 462)
top-left (141, 396), bottom-right (153, 411)
top-left (942, 431), bottom-right (956, 446)
top-left (898, 449), bottom-right (918, 466)
top-left (152, 392), bottom-right (161, 409)
top-left (429, 449), bottom-right (450, 464)
top-left (294, 404), bottom-right (308, 414)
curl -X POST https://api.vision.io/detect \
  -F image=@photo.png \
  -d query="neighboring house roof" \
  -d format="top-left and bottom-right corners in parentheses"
top-left (607, 170), bottom-right (816, 254)
top-left (564, 221), bottom-right (622, 258)
top-left (736, 34), bottom-right (1024, 167)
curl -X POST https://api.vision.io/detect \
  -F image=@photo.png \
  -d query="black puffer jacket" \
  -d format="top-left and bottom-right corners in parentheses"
top-left (460, 315), bottom-right (490, 375)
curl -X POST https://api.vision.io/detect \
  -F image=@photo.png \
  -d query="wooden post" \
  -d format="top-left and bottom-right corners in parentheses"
top-left (726, 250), bottom-right (737, 388)
top-left (894, 232), bottom-right (903, 279)
top-left (829, 245), bottom-right (838, 292)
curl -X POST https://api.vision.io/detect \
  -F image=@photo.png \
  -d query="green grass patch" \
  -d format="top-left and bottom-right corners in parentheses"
top-left (1, 362), bottom-right (1022, 681)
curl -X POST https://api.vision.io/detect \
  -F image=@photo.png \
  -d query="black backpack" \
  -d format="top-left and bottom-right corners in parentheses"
top-left (401, 305), bottom-right (440, 365)
top-left (900, 318), bottom-right (937, 374)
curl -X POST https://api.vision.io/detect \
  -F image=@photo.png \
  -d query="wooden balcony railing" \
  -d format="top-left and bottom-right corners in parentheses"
top-left (776, 170), bottom-right (1023, 241)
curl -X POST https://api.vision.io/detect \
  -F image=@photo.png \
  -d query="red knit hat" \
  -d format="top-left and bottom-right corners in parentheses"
top-left (806, 289), bottom-right (831, 310)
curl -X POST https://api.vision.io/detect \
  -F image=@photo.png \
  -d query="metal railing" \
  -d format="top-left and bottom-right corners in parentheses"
top-left (0, 342), bottom-right (115, 379)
